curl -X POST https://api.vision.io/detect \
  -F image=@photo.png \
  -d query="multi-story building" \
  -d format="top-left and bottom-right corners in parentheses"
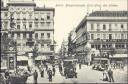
top-left (1, 0), bottom-right (55, 67)
top-left (86, 11), bottom-right (128, 67)
top-left (87, 11), bottom-right (128, 52)
top-left (68, 28), bottom-right (76, 56)
top-left (75, 11), bottom-right (128, 67)
top-left (75, 16), bottom-right (91, 64)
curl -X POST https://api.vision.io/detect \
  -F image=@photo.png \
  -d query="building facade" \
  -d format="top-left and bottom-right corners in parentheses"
top-left (86, 11), bottom-right (128, 67)
top-left (74, 11), bottom-right (128, 66)
top-left (1, 0), bottom-right (55, 67)
top-left (68, 28), bottom-right (76, 56)
top-left (87, 11), bottom-right (128, 53)
top-left (75, 16), bottom-right (89, 64)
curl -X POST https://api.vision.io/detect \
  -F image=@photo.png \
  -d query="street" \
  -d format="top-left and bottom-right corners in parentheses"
top-left (26, 64), bottom-right (127, 83)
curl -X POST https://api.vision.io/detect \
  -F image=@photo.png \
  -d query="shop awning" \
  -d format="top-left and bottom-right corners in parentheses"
top-left (109, 54), bottom-right (128, 58)
top-left (35, 56), bottom-right (46, 60)
top-left (17, 56), bottom-right (28, 61)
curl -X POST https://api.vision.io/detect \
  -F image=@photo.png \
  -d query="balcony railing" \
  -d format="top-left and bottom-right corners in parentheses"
top-left (92, 39), bottom-right (128, 43)
top-left (9, 29), bottom-right (34, 32)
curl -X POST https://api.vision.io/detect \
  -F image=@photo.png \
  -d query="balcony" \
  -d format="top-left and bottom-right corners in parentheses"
top-left (11, 29), bottom-right (34, 33)
top-left (37, 39), bottom-right (51, 44)
top-left (91, 39), bottom-right (128, 43)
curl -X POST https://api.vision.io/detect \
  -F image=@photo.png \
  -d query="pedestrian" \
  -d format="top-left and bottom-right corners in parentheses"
top-left (5, 70), bottom-right (10, 84)
top-left (64, 67), bottom-right (67, 76)
top-left (40, 68), bottom-right (44, 77)
top-left (33, 70), bottom-right (38, 84)
top-left (79, 63), bottom-right (81, 69)
top-left (52, 67), bottom-right (55, 76)
top-left (108, 68), bottom-right (114, 82)
top-left (103, 69), bottom-right (108, 81)
top-left (27, 65), bottom-right (31, 72)
top-left (59, 65), bottom-right (62, 74)
top-left (0, 73), bottom-right (6, 84)
top-left (52, 64), bottom-right (55, 68)
top-left (48, 69), bottom-right (52, 82)
top-left (45, 64), bottom-right (48, 71)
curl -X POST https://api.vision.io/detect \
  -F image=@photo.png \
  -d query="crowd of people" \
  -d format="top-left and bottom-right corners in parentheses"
top-left (0, 67), bottom-right (32, 84)
top-left (32, 62), bottom-right (57, 83)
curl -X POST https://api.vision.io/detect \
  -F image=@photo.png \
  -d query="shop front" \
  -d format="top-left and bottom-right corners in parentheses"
top-left (109, 54), bottom-right (128, 69)
top-left (92, 57), bottom-right (110, 69)
top-left (17, 56), bottom-right (28, 66)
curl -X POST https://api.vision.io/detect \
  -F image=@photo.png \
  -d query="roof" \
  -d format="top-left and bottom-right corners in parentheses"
top-left (34, 7), bottom-right (55, 11)
top-left (34, 7), bottom-right (55, 16)
top-left (7, 2), bottom-right (36, 6)
top-left (1, 7), bottom-right (8, 11)
top-left (75, 15), bottom-right (87, 33)
top-left (89, 11), bottom-right (128, 17)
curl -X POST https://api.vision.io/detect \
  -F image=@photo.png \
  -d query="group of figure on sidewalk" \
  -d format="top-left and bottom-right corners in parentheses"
top-left (32, 63), bottom-right (57, 84)
top-left (103, 68), bottom-right (114, 82)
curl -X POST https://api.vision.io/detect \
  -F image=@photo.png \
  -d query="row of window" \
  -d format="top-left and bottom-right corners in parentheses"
top-left (2, 12), bottom-right (51, 20)
top-left (2, 22), bottom-right (51, 29)
top-left (9, 33), bottom-right (51, 39)
top-left (35, 33), bottom-right (50, 39)
top-left (91, 24), bottom-right (125, 31)
top-left (91, 33), bottom-right (128, 40)
top-left (17, 43), bottom-right (54, 51)
top-left (17, 43), bottom-right (50, 48)
top-left (91, 44), bottom-right (128, 50)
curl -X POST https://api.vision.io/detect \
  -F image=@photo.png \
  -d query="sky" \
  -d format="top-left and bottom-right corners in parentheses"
top-left (4, 0), bottom-right (127, 53)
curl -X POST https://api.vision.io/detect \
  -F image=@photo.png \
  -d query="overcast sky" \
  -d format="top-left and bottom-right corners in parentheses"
top-left (5, 0), bottom-right (127, 52)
